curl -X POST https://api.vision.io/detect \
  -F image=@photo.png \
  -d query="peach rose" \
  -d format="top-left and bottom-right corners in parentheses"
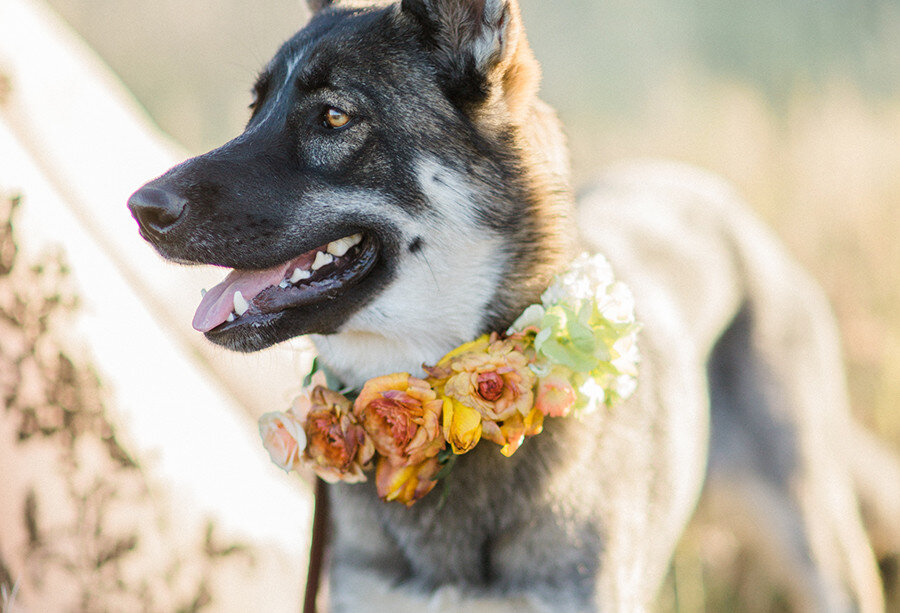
top-left (534, 367), bottom-right (577, 417)
top-left (259, 411), bottom-right (307, 473)
top-left (354, 373), bottom-right (445, 466)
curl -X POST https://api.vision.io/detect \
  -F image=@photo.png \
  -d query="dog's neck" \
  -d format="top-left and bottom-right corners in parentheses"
top-left (310, 219), bottom-right (512, 390)
top-left (313, 99), bottom-right (575, 391)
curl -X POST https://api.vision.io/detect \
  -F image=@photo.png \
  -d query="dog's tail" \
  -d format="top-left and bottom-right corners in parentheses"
top-left (847, 423), bottom-right (900, 559)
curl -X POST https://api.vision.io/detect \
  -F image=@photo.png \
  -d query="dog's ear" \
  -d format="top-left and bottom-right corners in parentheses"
top-left (306, 0), bottom-right (335, 12)
top-left (400, 0), bottom-right (539, 116)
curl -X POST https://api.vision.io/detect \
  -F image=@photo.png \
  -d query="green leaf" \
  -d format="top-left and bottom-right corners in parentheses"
top-left (433, 454), bottom-right (457, 481)
top-left (541, 308), bottom-right (565, 334)
top-left (302, 356), bottom-right (320, 388)
top-left (567, 316), bottom-right (596, 354)
top-left (529, 359), bottom-right (553, 377)
top-left (591, 329), bottom-right (612, 361)
top-left (540, 338), bottom-right (596, 372)
top-left (436, 478), bottom-right (452, 511)
top-left (534, 327), bottom-right (552, 350)
top-left (577, 301), bottom-right (594, 325)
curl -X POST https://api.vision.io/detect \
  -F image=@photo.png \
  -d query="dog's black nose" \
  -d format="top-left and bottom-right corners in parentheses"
top-left (128, 186), bottom-right (188, 236)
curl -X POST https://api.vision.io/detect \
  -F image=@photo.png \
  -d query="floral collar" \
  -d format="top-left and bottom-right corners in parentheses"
top-left (259, 254), bottom-right (641, 506)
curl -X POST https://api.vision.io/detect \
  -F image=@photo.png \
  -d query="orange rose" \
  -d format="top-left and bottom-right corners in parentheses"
top-left (354, 373), bottom-right (445, 466)
top-left (302, 386), bottom-right (374, 483)
top-left (375, 455), bottom-right (442, 506)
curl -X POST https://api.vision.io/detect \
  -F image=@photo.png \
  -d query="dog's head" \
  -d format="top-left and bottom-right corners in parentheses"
top-left (128, 0), bottom-right (574, 383)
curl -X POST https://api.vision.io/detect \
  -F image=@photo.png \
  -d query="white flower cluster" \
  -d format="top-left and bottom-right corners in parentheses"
top-left (509, 253), bottom-right (641, 412)
top-left (542, 253), bottom-right (635, 323)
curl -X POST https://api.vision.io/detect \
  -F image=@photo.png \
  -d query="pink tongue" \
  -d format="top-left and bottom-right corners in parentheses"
top-left (193, 266), bottom-right (288, 332)
top-left (192, 251), bottom-right (317, 332)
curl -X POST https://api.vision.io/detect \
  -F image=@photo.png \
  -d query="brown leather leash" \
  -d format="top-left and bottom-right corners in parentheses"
top-left (303, 478), bottom-right (329, 613)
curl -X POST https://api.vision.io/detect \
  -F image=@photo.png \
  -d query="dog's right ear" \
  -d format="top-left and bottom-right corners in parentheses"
top-left (400, 0), bottom-right (539, 117)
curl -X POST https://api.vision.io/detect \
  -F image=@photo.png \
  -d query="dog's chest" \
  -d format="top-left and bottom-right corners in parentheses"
top-left (328, 418), bottom-right (587, 585)
top-left (330, 447), bottom-right (511, 582)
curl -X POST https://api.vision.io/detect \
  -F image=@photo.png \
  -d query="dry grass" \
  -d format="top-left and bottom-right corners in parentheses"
top-left (563, 73), bottom-right (900, 612)
top-left (567, 75), bottom-right (900, 448)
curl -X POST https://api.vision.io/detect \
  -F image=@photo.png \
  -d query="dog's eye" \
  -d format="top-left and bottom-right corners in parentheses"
top-left (323, 107), bottom-right (351, 129)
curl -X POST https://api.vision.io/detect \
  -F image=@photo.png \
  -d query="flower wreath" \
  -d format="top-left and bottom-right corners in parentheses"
top-left (259, 254), bottom-right (641, 506)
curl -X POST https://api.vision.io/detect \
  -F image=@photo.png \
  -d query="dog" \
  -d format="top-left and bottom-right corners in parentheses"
top-left (127, 0), bottom-right (900, 610)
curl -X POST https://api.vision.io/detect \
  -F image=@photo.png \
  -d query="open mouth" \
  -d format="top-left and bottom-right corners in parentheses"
top-left (193, 232), bottom-right (378, 334)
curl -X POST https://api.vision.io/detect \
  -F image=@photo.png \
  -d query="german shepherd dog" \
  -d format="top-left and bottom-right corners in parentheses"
top-left (128, 0), bottom-right (900, 610)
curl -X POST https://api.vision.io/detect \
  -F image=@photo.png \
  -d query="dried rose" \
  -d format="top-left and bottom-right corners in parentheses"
top-left (375, 455), bottom-right (442, 506)
top-left (429, 336), bottom-right (536, 422)
top-left (481, 406), bottom-right (544, 457)
top-left (303, 386), bottom-right (374, 484)
top-left (259, 411), bottom-right (307, 472)
top-left (354, 373), bottom-right (445, 466)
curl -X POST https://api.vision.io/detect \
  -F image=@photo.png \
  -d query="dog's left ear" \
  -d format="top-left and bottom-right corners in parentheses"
top-left (306, 0), bottom-right (335, 12)
top-left (400, 0), bottom-right (539, 116)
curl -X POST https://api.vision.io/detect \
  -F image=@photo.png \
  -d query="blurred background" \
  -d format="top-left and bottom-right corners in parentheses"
top-left (13, 0), bottom-right (900, 610)
top-left (44, 0), bottom-right (900, 445)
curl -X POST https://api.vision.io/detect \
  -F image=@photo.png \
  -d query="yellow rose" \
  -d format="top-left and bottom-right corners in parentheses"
top-left (442, 397), bottom-right (483, 454)
top-left (375, 455), bottom-right (442, 506)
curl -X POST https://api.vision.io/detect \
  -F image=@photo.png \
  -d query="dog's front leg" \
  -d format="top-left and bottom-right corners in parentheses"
top-left (326, 483), bottom-right (595, 612)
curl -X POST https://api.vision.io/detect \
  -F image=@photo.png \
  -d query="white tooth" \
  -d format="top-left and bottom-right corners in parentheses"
top-left (226, 313), bottom-right (236, 323)
top-left (233, 290), bottom-right (249, 316)
top-left (348, 233), bottom-right (363, 247)
top-left (327, 238), bottom-right (351, 257)
top-left (201, 288), bottom-right (208, 298)
top-left (290, 268), bottom-right (312, 283)
top-left (311, 251), bottom-right (334, 270)
top-left (279, 280), bottom-right (290, 289)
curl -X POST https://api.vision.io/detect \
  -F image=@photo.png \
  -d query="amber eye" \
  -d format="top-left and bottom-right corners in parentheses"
top-left (323, 107), bottom-right (351, 129)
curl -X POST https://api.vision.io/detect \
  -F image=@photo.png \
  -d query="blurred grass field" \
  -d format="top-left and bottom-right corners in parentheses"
top-left (42, 0), bottom-right (900, 609)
